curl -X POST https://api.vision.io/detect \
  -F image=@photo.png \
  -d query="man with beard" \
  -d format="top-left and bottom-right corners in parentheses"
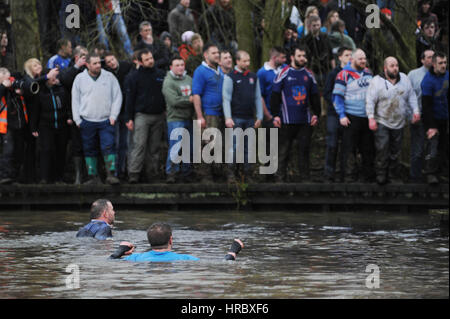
top-left (333, 49), bottom-right (374, 183)
top-left (125, 49), bottom-right (166, 184)
top-left (366, 57), bottom-right (421, 185)
top-left (192, 43), bottom-right (225, 182)
top-left (76, 199), bottom-right (115, 239)
top-left (270, 46), bottom-right (321, 182)
top-left (72, 53), bottom-right (122, 185)
top-left (421, 52), bottom-right (449, 185)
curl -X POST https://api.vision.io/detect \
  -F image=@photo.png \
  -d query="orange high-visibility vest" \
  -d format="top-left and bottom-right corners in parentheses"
top-left (0, 95), bottom-right (28, 134)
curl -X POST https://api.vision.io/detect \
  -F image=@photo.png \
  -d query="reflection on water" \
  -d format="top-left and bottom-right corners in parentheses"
top-left (0, 210), bottom-right (448, 298)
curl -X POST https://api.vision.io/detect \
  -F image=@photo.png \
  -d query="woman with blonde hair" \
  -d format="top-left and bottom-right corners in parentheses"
top-left (23, 58), bottom-right (58, 85)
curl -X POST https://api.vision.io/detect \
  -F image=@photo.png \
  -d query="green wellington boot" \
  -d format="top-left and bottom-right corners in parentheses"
top-left (104, 154), bottom-right (120, 185)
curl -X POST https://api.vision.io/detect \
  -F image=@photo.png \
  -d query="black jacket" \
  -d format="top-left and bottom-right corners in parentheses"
top-left (31, 83), bottom-right (70, 132)
top-left (134, 40), bottom-right (170, 70)
top-left (125, 66), bottom-right (166, 122)
top-left (323, 66), bottom-right (343, 115)
top-left (105, 61), bottom-right (133, 117)
top-left (0, 85), bottom-right (28, 131)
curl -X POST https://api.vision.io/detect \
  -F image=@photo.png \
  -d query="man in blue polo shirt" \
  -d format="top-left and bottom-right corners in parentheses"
top-left (192, 43), bottom-right (225, 182)
top-left (109, 222), bottom-right (245, 262)
top-left (270, 45), bottom-right (321, 182)
top-left (421, 52), bottom-right (449, 185)
top-left (76, 199), bottom-right (115, 240)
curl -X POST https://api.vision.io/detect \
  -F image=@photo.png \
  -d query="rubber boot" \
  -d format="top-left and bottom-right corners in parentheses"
top-left (84, 157), bottom-right (102, 184)
top-left (104, 154), bottom-right (120, 185)
top-left (73, 157), bottom-right (83, 185)
top-left (425, 157), bottom-right (439, 185)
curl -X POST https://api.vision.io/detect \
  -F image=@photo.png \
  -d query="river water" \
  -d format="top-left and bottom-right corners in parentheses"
top-left (0, 209), bottom-right (448, 299)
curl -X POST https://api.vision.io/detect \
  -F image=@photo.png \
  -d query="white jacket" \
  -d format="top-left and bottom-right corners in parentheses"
top-left (366, 73), bottom-right (419, 130)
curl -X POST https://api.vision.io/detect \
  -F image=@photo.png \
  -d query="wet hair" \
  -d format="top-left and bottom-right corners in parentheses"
top-left (147, 223), bottom-right (172, 249)
top-left (90, 199), bottom-right (111, 219)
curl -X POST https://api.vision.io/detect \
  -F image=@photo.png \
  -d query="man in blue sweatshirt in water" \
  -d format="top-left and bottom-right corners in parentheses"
top-left (110, 222), bottom-right (244, 262)
top-left (76, 199), bottom-right (115, 240)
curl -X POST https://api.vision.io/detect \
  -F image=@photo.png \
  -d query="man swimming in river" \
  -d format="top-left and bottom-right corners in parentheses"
top-left (76, 199), bottom-right (115, 240)
top-left (109, 222), bottom-right (244, 261)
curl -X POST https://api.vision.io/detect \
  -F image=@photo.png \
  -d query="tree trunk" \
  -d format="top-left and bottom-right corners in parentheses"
top-left (261, 0), bottom-right (290, 64)
top-left (10, 0), bottom-right (42, 72)
top-left (234, 0), bottom-right (258, 71)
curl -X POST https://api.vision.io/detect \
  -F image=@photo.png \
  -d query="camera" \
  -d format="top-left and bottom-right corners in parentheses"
top-left (9, 76), bottom-right (39, 95)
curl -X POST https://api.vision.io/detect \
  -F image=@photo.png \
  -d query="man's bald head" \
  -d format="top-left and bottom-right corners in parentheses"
top-left (384, 56), bottom-right (398, 67)
top-left (384, 56), bottom-right (399, 79)
top-left (351, 49), bottom-right (367, 71)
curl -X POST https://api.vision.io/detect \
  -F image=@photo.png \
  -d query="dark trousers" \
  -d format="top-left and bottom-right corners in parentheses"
top-left (324, 112), bottom-right (344, 181)
top-left (424, 120), bottom-right (449, 177)
top-left (373, 123), bottom-right (403, 180)
top-left (410, 121), bottom-right (425, 181)
top-left (70, 124), bottom-right (84, 158)
top-left (38, 125), bottom-right (69, 182)
top-left (341, 114), bottom-right (375, 181)
top-left (277, 123), bottom-right (313, 180)
top-left (115, 114), bottom-right (129, 176)
top-left (0, 128), bottom-right (26, 180)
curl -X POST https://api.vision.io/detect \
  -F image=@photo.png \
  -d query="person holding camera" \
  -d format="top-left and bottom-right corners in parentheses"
top-left (0, 67), bottom-right (30, 184)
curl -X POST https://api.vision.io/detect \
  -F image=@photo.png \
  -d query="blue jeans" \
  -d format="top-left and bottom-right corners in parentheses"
top-left (165, 120), bottom-right (193, 176)
top-left (96, 13), bottom-right (134, 56)
top-left (80, 119), bottom-right (116, 157)
top-left (410, 121), bottom-right (425, 180)
top-left (227, 118), bottom-right (255, 173)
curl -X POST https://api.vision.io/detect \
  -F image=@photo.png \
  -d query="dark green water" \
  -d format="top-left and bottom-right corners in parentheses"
top-left (0, 209), bottom-right (448, 298)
